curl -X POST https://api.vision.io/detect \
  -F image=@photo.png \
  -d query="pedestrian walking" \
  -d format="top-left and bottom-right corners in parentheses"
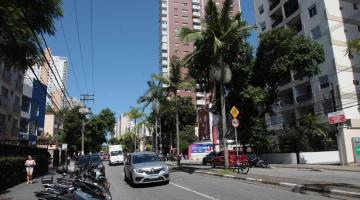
top-left (25, 155), bottom-right (36, 184)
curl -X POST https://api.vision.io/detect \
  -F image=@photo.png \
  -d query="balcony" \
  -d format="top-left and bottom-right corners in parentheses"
top-left (296, 94), bottom-right (313, 103)
top-left (269, 0), bottom-right (280, 11)
top-left (270, 8), bottom-right (283, 28)
top-left (0, 97), bottom-right (9, 108)
top-left (271, 17), bottom-right (283, 28)
top-left (284, 0), bottom-right (299, 18)
top-left (197, 99), bottom-right (205, 105)
top-left (287, 15), bottom-right (302, 33)
top-left (192, 0), bottom-right (200, 5)
top-left (193, 25), bottom-right (201, 31)
top-left (193, 12), bottom-right (201, 17)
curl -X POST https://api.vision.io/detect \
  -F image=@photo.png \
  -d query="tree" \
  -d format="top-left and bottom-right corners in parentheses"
top-left (128, 107), bottom-right (144, 151)
top-left (180, 0), bottom-right (252, 168)
top-left (153, 56), bottom-right (194, 165)
top-left (253, 28), bottom-right (324, 116)
top-left (61, 107), bottom-right (115, 154)
top-left (0, 0), bottom-right (63, 70)
top-left (119, 132), bottom-right (136, 153)
top-left (346, 37), bottom-right (360, 57)
top-left (138, 80), bottom-right (167, 153)
top-left (299, 113), bottom-right (329, 151)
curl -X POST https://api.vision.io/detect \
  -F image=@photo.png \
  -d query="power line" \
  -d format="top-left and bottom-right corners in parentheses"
top-left (28, 66), bottom-right (62, 113)
top-left (60, 20), bottom-right (81, 94)
top-left (30, 29), bottom-right (73, 109)
top-left (73, 0), bottom-right (89, 94)
top-left (90, 0), bottom-right (95, 95)
top-left (40, 33), bottom-right (73, 103)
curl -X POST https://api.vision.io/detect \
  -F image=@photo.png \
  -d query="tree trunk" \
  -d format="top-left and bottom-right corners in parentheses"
top-left (155, 116), bottom-right (158, 154)
top-left (220, 73), bottom-right (229, 169)
top-left (134, 119), bottom-right (137, 152)
top-left (175, 93), bottom-right (180, 166)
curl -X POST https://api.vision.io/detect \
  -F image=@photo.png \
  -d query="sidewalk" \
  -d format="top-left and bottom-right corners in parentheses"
top-left (0, 161), bottom-right (75, 200)
top-left (168, 161), bottom-right (360, 198)
top-left (272, 163), bottom-right (360, 172)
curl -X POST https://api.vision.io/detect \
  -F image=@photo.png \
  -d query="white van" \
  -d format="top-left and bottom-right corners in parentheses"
top-left (108, 145), bottom-right (124, 165)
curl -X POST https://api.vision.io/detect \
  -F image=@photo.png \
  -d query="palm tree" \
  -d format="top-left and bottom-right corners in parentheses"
top-left (299, 113), bottom-right (329, 144)
top-left (346, 37), bottom-right (360, 57)
top-left (153, 56), bottom-right (194, 166)
top-left (128, 107), bottom-right (144, 151)
top-left (179, 0), bottom-right (251, 168)
top-left (138, 80), bottom-right (167, 153)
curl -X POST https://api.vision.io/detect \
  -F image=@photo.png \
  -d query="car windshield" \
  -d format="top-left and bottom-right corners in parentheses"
top-left (77, 155), bottom-right (101, 166)
top-left (133, 154), bottom-right (160, 164)
top-left (110, 151), bottom-right (122, 156)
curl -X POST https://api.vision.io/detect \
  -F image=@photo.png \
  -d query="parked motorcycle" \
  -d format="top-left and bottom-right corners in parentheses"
top-left (249, 157), bottom-right (269, 168)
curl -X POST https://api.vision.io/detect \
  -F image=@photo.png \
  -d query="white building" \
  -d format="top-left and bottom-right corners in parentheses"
top-left (253, 0), bottom-right (360, 164)
top-left (119, 112), bottom-right (134, 136)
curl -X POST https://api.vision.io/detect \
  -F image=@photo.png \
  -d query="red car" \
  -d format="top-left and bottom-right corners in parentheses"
top-left (211, 150), bottom-right (249, 168)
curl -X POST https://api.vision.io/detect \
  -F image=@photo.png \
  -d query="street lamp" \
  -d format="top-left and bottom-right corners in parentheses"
top-left (79, 107), bottom-right (90, 155)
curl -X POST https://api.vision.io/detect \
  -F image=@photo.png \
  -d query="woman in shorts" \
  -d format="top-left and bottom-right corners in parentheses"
top-left (25, 155), bottom-right (36, 184)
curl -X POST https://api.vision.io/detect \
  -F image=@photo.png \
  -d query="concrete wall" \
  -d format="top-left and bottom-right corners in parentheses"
top-left (261, 153), bottom-right (298, 164)
top-left (299, 151), bottom-right (339, 164)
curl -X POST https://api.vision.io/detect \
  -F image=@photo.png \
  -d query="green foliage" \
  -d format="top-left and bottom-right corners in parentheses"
top-left (61, 107), bottom-right (115, 153)
top-left (279, 113), bottom-right (331, 152)
top-left (0, 0), bottom-right (63, 70)
top-left (119, 132), bottom-right (137, 152)
top-left (179, 125), bottom-right (197, 154)
top-left (0, 155), bottom-right (48, 190)
top-left (247, 118), bottom-right (272, 155)
top-left (145, 144), bottom-right (152, 151)
top-left (346, 37), bottom-right (360, 56)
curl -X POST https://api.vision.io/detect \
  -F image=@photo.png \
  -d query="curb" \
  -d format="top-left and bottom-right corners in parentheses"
top-left (172, 166), bottom-right (360, 199)
top-left (272, 165), bottom-right (360, 173)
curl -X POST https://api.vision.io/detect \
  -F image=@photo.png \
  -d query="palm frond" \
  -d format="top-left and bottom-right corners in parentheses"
top-left (220, 0), bottom-right (233, 29)
top-left (179, 27), bottom-right (203, 43)
top-left (346, 37), bottom-right (360, 56)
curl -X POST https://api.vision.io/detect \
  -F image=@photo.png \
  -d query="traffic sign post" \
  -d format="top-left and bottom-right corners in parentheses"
top-left (232, 117), bottom-right (240, 165)
top-left (230, 106), bottom-right (239, 119)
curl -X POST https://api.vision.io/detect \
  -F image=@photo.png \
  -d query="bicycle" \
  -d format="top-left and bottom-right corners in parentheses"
top-left (233, 160), bottom-right (250, 174)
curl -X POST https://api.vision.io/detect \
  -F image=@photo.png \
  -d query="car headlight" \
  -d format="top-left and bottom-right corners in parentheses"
top-left (161, 166), bottom-right (169, 171)
top-left (135, 168), bottom-right (144, 173)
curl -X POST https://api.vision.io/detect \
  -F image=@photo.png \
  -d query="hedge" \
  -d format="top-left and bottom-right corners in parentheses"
top-left (0, 155), bottom-right (49, 191)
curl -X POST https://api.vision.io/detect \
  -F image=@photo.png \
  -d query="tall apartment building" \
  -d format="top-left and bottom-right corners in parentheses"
top-left (159, 0), bottom-right (240, 141)
top-left (28, 48), bottom-right (68, 110)
top-left (253, 0), bottom-right (360, 164)
top-left (0, 63), bottom-right (24, 140)
top-left (119, 112), bottom-right (135, 136)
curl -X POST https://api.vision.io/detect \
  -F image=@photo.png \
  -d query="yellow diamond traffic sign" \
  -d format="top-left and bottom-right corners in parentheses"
top-left (230, 106), bottom-right (239, 119)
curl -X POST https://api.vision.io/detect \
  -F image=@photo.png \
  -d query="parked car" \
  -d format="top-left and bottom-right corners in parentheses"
top-left (202, 152), bottom-right (217, 165)
top-left (124, 151), bottom-right (169, 185)
top-left (75, 154), bottom-right (106, 176)
top-left (99, 151), bottom-right (109, 161)
top-left (211, 150), bottom-right (249, 168)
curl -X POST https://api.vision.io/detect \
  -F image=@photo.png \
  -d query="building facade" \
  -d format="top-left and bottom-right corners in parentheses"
top-left (28, 48), bottom-right (68, 110)
top-left (119, 112), bottom-right (135, 136)
top-left (253, 0), bottom-right (360, 163)
top-left (0, 63), bottom-right (23, 140)
top-left (159, 0), bottom-right (241, 142)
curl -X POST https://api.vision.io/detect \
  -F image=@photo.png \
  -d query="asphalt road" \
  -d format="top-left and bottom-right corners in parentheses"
top-left (105, 164), bottom-right (340, 200)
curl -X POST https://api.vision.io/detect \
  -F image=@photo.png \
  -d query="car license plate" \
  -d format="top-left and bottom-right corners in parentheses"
top-left (148, 175), bottom-right (158, 179)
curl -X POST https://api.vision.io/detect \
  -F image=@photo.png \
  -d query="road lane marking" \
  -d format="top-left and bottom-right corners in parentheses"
top-left (170, 182), bottom-right (220, 200)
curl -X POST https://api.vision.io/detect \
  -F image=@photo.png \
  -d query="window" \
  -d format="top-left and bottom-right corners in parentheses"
top-left (184, 51), bottom-right (190, 54)
top-left (354, 3), bottom-right (358, 10)
top-left (174, 14), bottom-right (178, 18)
top-left (308, 4), bottom-right (317, 18)
top-left (175, 50), bottom-right (179, 53)
top-left (182, 8), bottom-right (188, 12)
top-left (182, 2), bottom-right (187, 6)
top-left (1, 86), bottom-right (8, 98)
top-left (182, 22), bottom-right (188, 26)
top-left (358, 26), bottom-right (360, 32)
top-left (319, 75), bottom-right (329, 89)
top-left (258, 5), bottom-right (264, 14)
top-left (175, 43), bottom-right (180, 46)
top-left (260, 22), bottom-right (266, 31)
top-left (311, 26), bottom-right (321, 40)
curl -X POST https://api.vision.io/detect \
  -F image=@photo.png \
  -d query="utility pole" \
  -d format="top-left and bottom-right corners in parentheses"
top-left (331, 84), bottom-right (346, 165)
top-left (79, 94), bottom-right (94, 155)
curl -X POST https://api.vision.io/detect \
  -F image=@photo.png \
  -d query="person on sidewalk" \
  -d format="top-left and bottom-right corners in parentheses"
top-left (25, 155), bottom-right (36, 184)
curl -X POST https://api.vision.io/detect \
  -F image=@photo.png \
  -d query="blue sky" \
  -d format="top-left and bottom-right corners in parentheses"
top-left (46, 0), bottom-right (256, 118)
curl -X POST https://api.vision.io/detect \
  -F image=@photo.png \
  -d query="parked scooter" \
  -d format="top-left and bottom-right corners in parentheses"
top-left (249, 157), bottom-right (269, 168)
